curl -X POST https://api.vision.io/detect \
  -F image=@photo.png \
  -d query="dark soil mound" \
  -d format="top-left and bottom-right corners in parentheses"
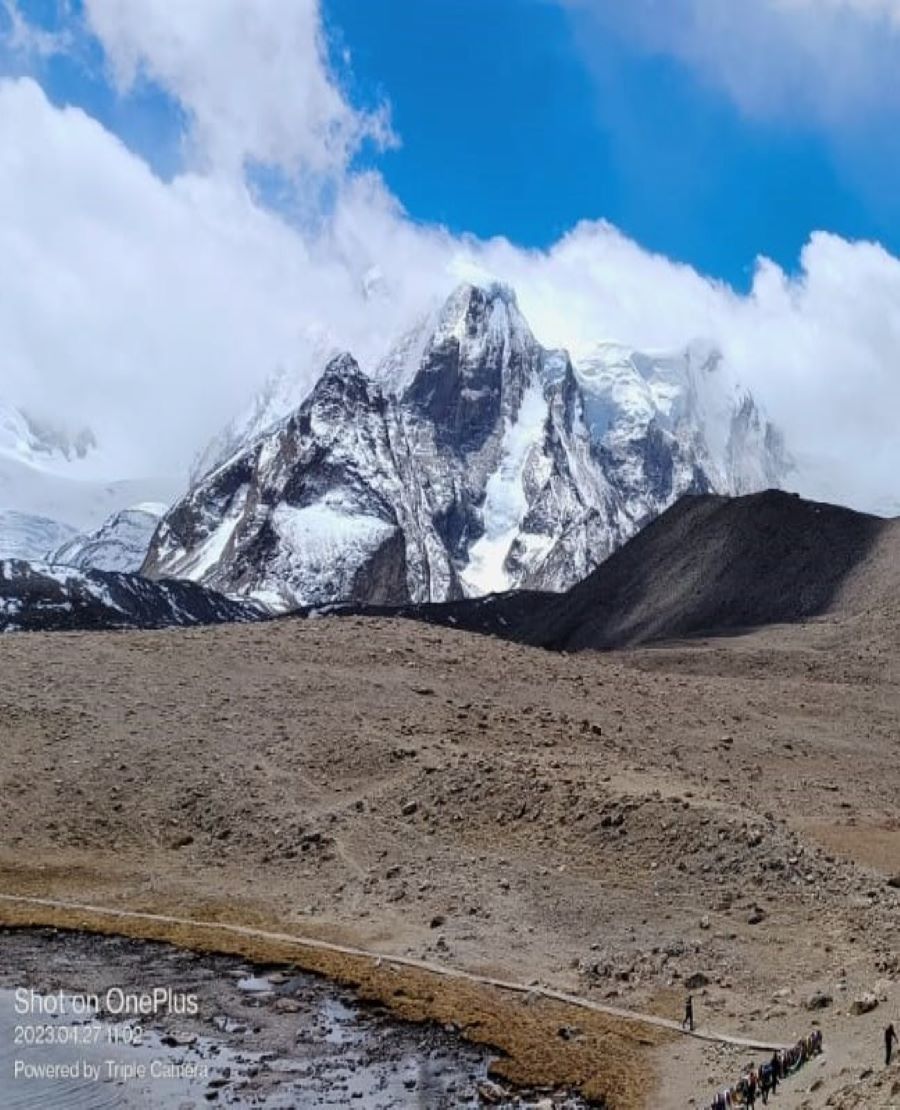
top-left (513, 490), bottom-right (889, 650)
top-left (327, 589), bottom-right (560, 639)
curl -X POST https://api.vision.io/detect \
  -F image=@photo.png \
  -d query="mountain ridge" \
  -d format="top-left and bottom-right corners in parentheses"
top-left (0, 559), bottom-right (264, 633)
top-left (144, 282), bottom-right (789, 611)
top-left (50, 503), bottom-right (168, 573)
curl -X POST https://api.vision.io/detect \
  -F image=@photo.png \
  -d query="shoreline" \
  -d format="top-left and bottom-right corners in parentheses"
top-left (0, 893), bottom-right (665, 1108)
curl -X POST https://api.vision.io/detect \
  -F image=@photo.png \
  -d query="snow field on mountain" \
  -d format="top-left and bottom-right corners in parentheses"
top-left (463, 379), bottom-right (548, 594)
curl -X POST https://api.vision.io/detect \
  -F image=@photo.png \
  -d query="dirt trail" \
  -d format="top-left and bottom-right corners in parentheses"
top-left (0, 893), bottom-right (789, 1053)
top-left (1, 614), bottom-right (898, 1107)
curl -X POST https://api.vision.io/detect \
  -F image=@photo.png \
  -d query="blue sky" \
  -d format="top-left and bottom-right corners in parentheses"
top-left (324, 0), bottom-right (887, 289)
top-left (4, 0), bottom-right (897, 290)
top-left (3, 0), bottom-right (900, 509)
top-left (0, 0), bottom-right (188, 177)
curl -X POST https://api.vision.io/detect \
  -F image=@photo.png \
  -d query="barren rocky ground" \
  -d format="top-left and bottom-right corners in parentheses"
top-left (1, 608), bottom-right (898, 1106)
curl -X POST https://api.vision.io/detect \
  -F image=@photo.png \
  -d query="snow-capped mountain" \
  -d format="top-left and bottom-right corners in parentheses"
top-left (0, 403), bottom-right (97, 466)
top-left (0, 400), bottom-right (180, 535)
top-left (145, 283), bottom-right (790, 611)
top-left (575, 341), bottom-right (789, 525)
top-left (0, 510), bottom-right (76, 562)
top-left (50, 503), bottom-right (167, 573)
top-left (190, 328), bottom-right (341, 484)
top-left (144, 353), bottom-right (456, 609)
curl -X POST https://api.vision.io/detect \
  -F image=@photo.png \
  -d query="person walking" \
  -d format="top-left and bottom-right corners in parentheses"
top-left (760, 1061), bottom-right (771, 1105)
top-left (886, 1022), bottom-right (898, 1066)
top-left (683, 993), bottom-right (694, 1032)
top-left (746, 1067), bottom-right (758, 1110)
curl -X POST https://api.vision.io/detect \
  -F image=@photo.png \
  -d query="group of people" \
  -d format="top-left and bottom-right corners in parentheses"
top-left (702, 1029), bottom-right (823, 1108)
top-left (683, 996), bottom-right (899, 1105)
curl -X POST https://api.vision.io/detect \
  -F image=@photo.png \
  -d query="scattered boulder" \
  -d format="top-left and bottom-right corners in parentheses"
top-left (273, 998), bottom-right (302, 1014)
top-left (850, 993), bottom-right (879, 1016)
top-left (805, 991), bottom-right (833, 1012)
top-left (401, 800), bottom-right (418, 817)
top-left (685, 972), bottom-right (711, 991)
top-left (557, 1024), bottom-right (583, 1041)
top-left (477, 1080), bottom-right (509, 1104)
top-left (747, 906), bottom-right (766, 925)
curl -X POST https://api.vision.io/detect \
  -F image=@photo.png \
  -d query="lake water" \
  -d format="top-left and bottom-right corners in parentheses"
top-left (0, 928), bottom-right (590, 1108)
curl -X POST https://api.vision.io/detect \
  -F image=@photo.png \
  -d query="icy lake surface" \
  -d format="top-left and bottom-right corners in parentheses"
top-left (0, 929), bottom-right (591, 1108)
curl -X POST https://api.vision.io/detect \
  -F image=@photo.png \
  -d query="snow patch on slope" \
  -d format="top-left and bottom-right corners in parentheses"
top-left (189, 488), bottom-right (250, 578)
top-left (463, 379), bottom-right (548, 593)
top-left (265, 502), bottom-right (396, 608)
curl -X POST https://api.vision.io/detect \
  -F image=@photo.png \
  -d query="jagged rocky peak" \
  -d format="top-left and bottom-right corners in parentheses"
top-left (146, 280), bottom-right (791, 613)
top-left (402, 282), bottom-right (544, 451)
top-left (309, 352), bottom-right (384, 413)
top-left (143, 350), bottom-right (424, 611)
top-left (573, 337), bottom-right (789, 501)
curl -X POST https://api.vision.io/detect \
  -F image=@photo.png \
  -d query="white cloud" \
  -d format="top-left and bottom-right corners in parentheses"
top-left (1, 0), bottom-right (900, 514)
top-left (561, 0), bottom-right (900, 124)
top-left (1, 0), bottom-right (71, 62)
top-left (82, 0), bottom-right (395, 178)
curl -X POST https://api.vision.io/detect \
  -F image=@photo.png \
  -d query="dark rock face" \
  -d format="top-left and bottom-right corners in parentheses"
top-left (346, 526), bottom-right (410, 607)
top-left (146, 284), bottom-right (789, 611)
top-left (144, 354), bottom-right (460, 610)
top-left (0, 560), bottom-right (263, 633)
top-left (402, 284), bottom-right (541, 454)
